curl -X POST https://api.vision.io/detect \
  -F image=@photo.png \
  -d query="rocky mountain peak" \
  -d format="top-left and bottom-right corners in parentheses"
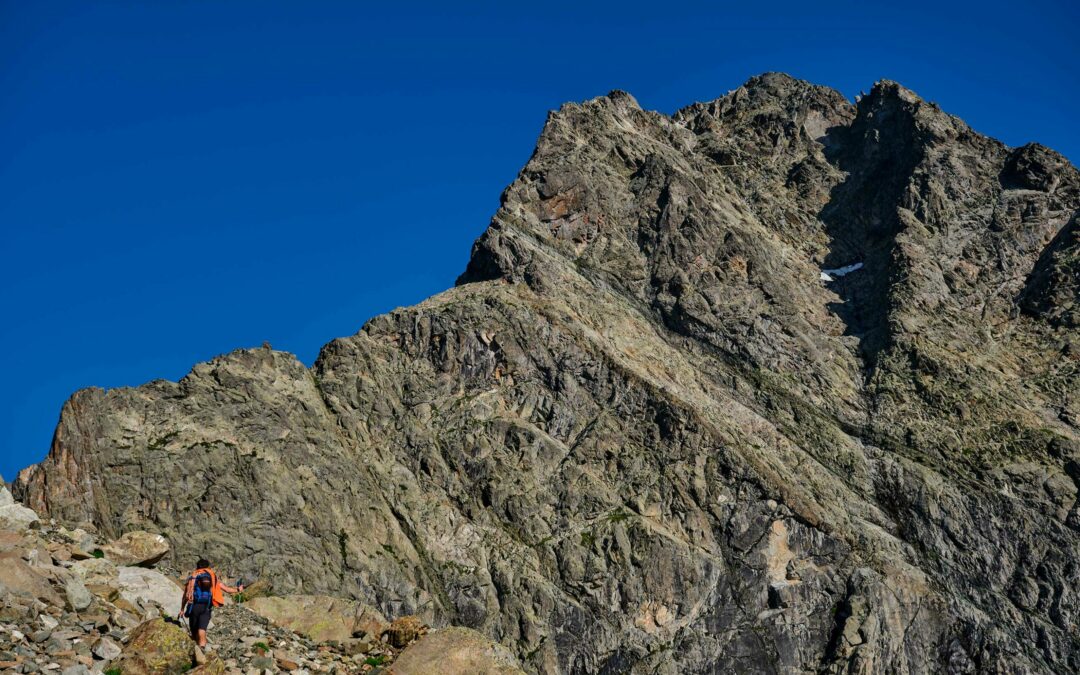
top-left (14, 74), bottom-right (1080, 673)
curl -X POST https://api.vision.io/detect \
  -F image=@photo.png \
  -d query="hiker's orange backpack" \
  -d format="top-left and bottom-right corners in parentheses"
top-left (186, 567), bottom-right (225, 607)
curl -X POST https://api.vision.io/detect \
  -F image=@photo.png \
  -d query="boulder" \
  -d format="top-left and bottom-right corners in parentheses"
top-left (0, 551), bottom-right (62, 605)
top-left (100, 531), bottom-right (169, 567)
top-left (245, 594), bottom-right (387, 643)
top-left (0, 480), bottom-right (39, 532)
top-left (72, 557), bottom-right (118, 583)
top-left (60, 571), bottom-right (93, 611)
top-left (61, 528), bottom-right (97, 551)
top-left (391, 627), bottom-right (525, 674)
top-left (189, 655), bottom-right (226, 674)
top-left (59, 528), bottom-right (98, 559)
top-left (275, 652), bottom-right (300, 671)
top-left (0, 530), bottom-right (28, 552)
top-left (111, 618), bottom-right (192, 675)
top-left (116, 566), bottom-right (183, 619)
top-left (382, 615), bottom-right (425, 649)
top-left (92, 636), bottom-right (122, 660)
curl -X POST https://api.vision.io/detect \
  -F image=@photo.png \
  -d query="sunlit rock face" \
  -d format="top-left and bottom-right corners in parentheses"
top-left (18, 73), bottom-right (1080, 673)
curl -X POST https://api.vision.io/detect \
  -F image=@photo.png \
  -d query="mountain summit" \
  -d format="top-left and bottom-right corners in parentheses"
top-left (16, 74), bottom-right (1080, 673)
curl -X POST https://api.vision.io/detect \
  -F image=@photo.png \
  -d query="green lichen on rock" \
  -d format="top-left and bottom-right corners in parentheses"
top-left (111, 618), bottom-right (193, 675)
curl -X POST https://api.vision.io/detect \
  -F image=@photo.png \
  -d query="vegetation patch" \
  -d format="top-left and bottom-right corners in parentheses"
top-left (606, 509), bottom-right (630, 524)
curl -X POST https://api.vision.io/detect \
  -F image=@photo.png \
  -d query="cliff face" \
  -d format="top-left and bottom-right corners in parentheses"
top-left (16, 73), bottom-right (1080, 673)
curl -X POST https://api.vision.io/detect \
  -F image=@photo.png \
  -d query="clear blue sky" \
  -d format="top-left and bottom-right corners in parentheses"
top-left (2, 1), bottom-right (1077, 479)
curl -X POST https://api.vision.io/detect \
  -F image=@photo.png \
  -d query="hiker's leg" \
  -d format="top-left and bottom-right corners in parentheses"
top-left (197, 628), bottom-right (207, 647)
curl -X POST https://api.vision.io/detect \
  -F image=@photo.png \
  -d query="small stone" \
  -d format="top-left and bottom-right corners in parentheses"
top-left (30, 631), bottom-right (51, 644)
top-left (250, 655), bottom-right (274, 669)
top-left (44, 638), bottom-right (73, 656)
top-left (91, 636), bottom-right (120, 661)
top-left (62, 575), bottom-right (93, 612)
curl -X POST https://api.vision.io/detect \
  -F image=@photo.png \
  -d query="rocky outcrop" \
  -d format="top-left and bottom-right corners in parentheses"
top-left (15, 73), bottom-right (1080, 673)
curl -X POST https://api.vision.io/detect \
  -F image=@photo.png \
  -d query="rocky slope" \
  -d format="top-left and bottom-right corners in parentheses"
top-left (15, 73), bottom-right (1080, 673)
top-left (0, 479), bottom-right (510, 674)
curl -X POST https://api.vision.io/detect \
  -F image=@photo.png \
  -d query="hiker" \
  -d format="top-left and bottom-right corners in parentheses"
top-left (178, 557), bottom-right (243, 648)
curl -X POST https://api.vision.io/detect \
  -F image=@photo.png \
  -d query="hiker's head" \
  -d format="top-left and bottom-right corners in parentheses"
top-left (197, 557), bottom-right (210, 569)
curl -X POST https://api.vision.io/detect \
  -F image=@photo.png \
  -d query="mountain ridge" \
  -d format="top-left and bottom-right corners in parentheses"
top-left (16, 73), bottom-right (1080, 673)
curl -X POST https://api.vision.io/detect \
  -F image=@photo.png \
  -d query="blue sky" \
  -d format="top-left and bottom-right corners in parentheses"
top-left (1, 0), bottom-right (1077, 479)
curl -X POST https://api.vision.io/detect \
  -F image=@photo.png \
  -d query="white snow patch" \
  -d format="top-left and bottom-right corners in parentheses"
top-left (820, 262), bottom-right (864, 282)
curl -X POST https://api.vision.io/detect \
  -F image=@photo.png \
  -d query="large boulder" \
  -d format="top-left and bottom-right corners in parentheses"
top-left (390, 627), bottom-right (525, 675)
top-left (101, 531), bottom-right (169, 567)
top-left (117, 566), bottom-right (183, 618)
top-left (111, 617), bottom-right (192, 674)
top-left (0, 479), bottom-right (39, 532)
top-left (72, 556), bottom-right (120, 600)
top-left (0, 551), bottom-right (62, 605)
top-left (244, 594), bottom-right (387, 643)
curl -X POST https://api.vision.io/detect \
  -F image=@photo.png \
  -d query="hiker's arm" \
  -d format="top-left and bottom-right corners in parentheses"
top-left (220, 581), bottom-right (244, 594)
top-left (178, 579), bottom-right (191, 618)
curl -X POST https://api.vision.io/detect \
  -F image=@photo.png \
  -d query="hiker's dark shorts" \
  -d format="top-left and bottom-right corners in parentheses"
top-left (189, 602), bottom-right (212, 637)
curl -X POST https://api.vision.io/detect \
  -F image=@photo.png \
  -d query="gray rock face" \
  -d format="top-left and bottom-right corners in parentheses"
top-left (15, 73), bottom-right (1080, 673)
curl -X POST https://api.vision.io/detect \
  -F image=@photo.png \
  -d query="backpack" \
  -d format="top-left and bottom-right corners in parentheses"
top-left (192, 571), bottom-right (214, 605)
